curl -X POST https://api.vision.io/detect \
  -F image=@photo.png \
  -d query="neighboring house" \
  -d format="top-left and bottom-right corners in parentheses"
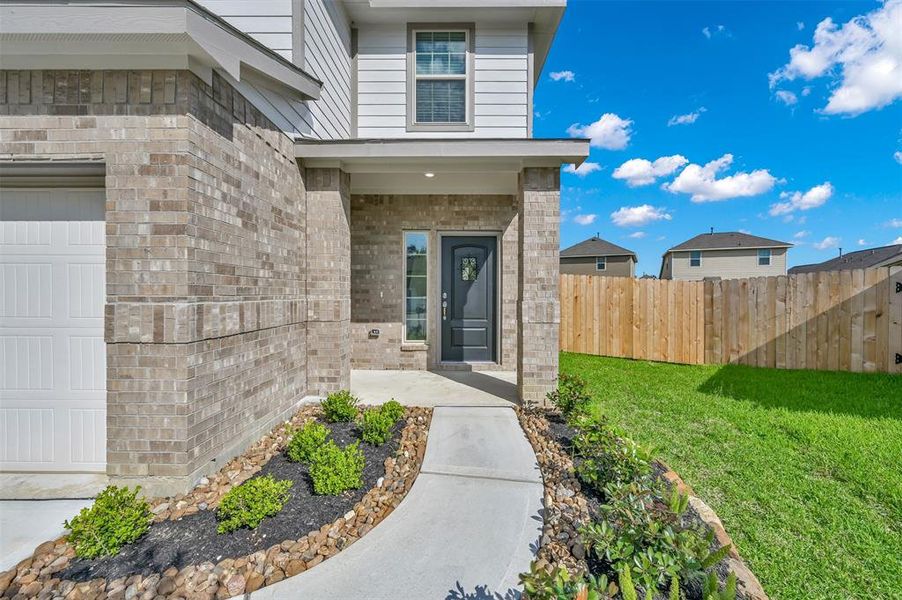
top-left (789, 244), bottom-right (902, 274)
top-left (560, 236), bottom-right (637, 277)
top-left (659, 231), bottom-right (792, 281)
top-left (0, 0), bottom-right (588, 498)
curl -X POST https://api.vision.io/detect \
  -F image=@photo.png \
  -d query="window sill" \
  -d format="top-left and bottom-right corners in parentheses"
top-left (401, 343), bottom-right (428, 352)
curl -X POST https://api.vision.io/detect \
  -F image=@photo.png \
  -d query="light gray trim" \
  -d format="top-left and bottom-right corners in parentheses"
top-left (527, 22), bottom-right (535, 138)
top-left (405, 22), bottom-right (476, 133)
top-left (351, 27), bottom-right (359, 139)
top-left (292, 0), bottom-right (305, 67)
top-left (0, 161), bottom-right (105, 188)
top-left (0, 0), bottom-right (322, 99)
top-left (296, 138), bottom-right (589, 163)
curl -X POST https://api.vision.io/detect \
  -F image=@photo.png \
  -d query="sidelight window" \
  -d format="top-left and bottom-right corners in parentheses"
top-left (404, 232), bottom-right (428, 342)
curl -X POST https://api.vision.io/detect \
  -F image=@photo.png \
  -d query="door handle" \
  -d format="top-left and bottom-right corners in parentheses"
top-left (442, 300), bottom-right (447, 320)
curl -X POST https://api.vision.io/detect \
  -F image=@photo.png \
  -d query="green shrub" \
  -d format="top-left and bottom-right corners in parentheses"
top-left (309, 440), bottom-right (365, 495)
top-left (380, 399), bottom-right (405, 423)
top-left (64, 485), bottom-right (151, 558)
top-left (703, 571), bottom-right (737, 600)
top-left (546, 372), bottom-right (592, 418)
top-left (321, 389), bottom-right (359, 422)
top-left (359, 407), bottom-right (395, 445)
top-left (572, 417), bottom-right (653, 495)
top-left (520, 562), bottom-right (616, 600)
top-left (216, 475), bottom-right (292, 534)
top-left (286, 420), bottom-right (330, 463)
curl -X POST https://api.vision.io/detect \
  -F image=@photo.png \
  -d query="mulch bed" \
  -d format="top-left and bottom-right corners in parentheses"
top-left (1, 405), bottom-right (432, 600)
top-left (517, 408), bottom-right (767, 600)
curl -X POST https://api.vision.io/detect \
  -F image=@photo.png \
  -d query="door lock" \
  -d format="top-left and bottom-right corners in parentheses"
top-left (442, 300), bottom-right (447, 320)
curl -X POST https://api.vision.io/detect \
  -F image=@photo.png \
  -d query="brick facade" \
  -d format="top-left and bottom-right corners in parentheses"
top-left (1, 70), bottom-right (309, 495)
top-left (350, 194), bottom-right (519, 370)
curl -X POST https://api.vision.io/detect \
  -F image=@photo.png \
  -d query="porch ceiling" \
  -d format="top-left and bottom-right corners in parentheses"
top-left (295, 138), bottom-right (590, 194)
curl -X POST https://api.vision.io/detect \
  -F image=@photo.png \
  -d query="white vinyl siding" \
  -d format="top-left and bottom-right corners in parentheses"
top-left (357, 23), bottom-right (529, 138)
top-left (303, 0), bottom-right (352, 139)
top-left (195, 0), bottom-right (294, 61)
top-left (668, 248), bottom-right (789, 281)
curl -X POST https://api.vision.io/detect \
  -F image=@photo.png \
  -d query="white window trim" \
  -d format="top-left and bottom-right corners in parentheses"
top-left (595, 256), bottom-right (606, 271)
top-left (403, 231), bottom-right (428, 344)
top-left (690, 250), bottom-right (702, 267)
top-left (406, 22), bottom-right (475, 133)
top-left (758, 248), bottom-right (772, 266)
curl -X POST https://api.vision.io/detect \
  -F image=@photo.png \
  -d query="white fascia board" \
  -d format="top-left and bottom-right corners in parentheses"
top-left (0, 1), bottom-right (321, 100)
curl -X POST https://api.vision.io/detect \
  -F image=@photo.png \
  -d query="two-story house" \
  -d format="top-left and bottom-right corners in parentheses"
top-left (0, 0), bottom-right (587, 497)
top-left (560, 236), bottom-right (637, 277)
top-left (659, 231), bottom-right (792, 281)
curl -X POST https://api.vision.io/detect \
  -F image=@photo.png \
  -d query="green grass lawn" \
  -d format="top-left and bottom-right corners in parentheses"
top-left (560, 352), bottom-right (902, 600)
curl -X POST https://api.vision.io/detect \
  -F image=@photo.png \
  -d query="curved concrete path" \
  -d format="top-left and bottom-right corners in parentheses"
top-left (250, 406), bottom-right (543, 600)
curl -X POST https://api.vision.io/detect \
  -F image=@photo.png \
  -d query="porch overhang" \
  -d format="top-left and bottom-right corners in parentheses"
top-left (0, 0), bottom-right (322, 101)
top-left (295, 138), bottom-right (590, 194)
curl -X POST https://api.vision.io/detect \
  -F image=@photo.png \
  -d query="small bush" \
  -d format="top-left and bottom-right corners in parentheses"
top-left (286, 420), bottom-right (330, 463)
top-left (546, 372), bottom-right (592, 418)
top-left (520, 561), bottom-right (616, 600)
top-left (381, 399), bottom-right (405, 423)
top-left (573, 417), bottom-right (652, 495)
top-left (309, 440), bottom-right (365, 495)
top-left (359, 407), bottom-right (395, 445)
top-left (216, 475), bottom-right (292, 534)
top-left (64, 485), bottom-right (151, 558)
top-left (321, 389), bottom-right (359, 422)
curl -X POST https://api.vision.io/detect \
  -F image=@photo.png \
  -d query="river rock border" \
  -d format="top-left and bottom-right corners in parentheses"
top-left (0, 406), bottom-right (432, 600)
top-left (516, 407), bottom-right (767, 600)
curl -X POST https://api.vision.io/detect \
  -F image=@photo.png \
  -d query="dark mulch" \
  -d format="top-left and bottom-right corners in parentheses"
top-left (61, 419), bottom-right (403, 583)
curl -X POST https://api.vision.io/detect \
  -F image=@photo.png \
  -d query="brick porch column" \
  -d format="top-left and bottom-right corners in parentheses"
top-left (305, 167), bottom-right (352, 395)
top-left (517, 167), bottom-right (560, 405)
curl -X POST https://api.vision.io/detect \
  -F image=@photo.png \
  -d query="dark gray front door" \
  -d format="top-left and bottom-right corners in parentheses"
top-left (441, 236), bottom-right (496, 362)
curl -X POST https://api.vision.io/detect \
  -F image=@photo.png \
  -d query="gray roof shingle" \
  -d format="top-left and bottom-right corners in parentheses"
top-left (666, 231), bottom-right (792, 252)
top-left (789, 244), bottom-right (902, 273)
top-left (561, 236), bottom-right (636, 258)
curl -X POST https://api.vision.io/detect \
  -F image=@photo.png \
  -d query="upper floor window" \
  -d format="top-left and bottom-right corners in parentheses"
top-left (408, 24), bottom-right (474, 132)
top-left (758, 248), bottom-right (772, 266)
top-left (596, 257), bottom-right (606, 271)
top-left (690, 251), bottom-right (702, 267)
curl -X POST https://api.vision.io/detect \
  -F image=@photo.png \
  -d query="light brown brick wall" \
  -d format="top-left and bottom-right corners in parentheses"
top-left (350, 194), bottom-right (519, 370)
top-left (0, 70), bottom-right (308, 495)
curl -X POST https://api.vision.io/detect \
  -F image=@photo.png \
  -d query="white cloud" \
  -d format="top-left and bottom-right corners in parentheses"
top-left (769, 182), bottom-right (834, 216)
top-left (794, 230), bottom-right (811, 238)
top-left (769, 0), bottom-right (902, 116)
top-left (703, 25), bottom-right (729, 39)
top-left (858, 238), bottom-right (868, 245)
top-left (886, 218), bottom-right (902, 227)
top-left (775, 90), bottom-right (798, 105)
top-left (813, 236), bottom-right (841, 250)
top-left (667, 107), bottom-right (707, 126)
top-left (628, 231), bottom-right (647, 239)
top-left (739, 228), bottom-right (752, 235)
top-left (798, 21), bottom-right (806, 31)
top-left (894, 151), bottom-right (902, 164)
top-left (567, 113), bottom-right (633, 150)
top-left (663, 154), bottom-right (777, 202)
top-left (893, 236), bottom-right (902, 244)
top-left (550, 70), bottom-right (575, 82)
top-left (610, 204), bottom-right (673, 227)
top-left (612, 155), bottom-right (689, 187)
top-left (573, 214), bottom-right (597, 226)
top-left (563, 162), bottom-right (602, 177)
top-left (802, 86), bottom-right (813, 96)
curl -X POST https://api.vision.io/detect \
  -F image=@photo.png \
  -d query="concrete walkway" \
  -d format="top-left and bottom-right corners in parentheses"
top-left (250, 406), bottom-right (542, 600)
top-left (0, 499), bottom-right (93, 571)
top-left (351, 369), bottom-right (518, 406)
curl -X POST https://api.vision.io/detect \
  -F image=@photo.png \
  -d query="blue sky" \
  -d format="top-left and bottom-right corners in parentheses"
top-left (535, 0), bottom-right (902, 276)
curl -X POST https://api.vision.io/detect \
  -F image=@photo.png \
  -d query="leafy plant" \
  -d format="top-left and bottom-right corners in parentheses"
top-left (546, 372), bottom-right (592, 418)
top-left (359, 406), bottom-right (396, 445)
top-left (572, 417), bottom-right (653, 496)
top-left (703, 571), bottom-right (737, 600)
top-left (321, 389), bottom-right (359, 422)
top-left (520, 562), bottom-right (616, 600)
top-left (64, 485), bottom-right (151, 558)
top-left (309, 440), bottom-right (365, 495)
top-left (216, 475), bottom-right (292, 534)
top-left (380, 399), bottom-right (405, 423)
top-left (668, 576), bottom-right (682, 600)
top-left (286, 420), bottom-right (330, 463)
top-left (618, 567), bottom-right (638, 600)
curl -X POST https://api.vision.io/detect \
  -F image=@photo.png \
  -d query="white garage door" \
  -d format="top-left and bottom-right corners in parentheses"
top-left (0, 188), bottom-right (106, 474)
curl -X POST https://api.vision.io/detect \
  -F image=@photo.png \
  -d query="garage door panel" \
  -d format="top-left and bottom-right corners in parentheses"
top-left (0, 188), bottom-right (106, 474)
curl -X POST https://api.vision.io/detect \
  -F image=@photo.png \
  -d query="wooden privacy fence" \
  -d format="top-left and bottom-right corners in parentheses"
top-left (560, 267), bottom-right (902, 374)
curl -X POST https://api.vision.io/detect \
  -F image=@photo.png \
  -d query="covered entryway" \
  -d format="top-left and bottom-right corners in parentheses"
top-left (0, 185), bottom-right (107, 496)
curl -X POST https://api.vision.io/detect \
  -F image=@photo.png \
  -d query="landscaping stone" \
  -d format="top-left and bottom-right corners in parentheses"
top-left (0, 406), bottom-right (431, 600)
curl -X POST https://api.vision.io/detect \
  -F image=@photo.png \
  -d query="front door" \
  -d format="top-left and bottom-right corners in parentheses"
top-left (441, 236), bottom-right (496, 362)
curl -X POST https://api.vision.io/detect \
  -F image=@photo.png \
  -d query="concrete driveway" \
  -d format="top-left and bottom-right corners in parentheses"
top-left (250, 406), bottom-right (543, 600)
top-left (0, 499), bottom-right (93, 571)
